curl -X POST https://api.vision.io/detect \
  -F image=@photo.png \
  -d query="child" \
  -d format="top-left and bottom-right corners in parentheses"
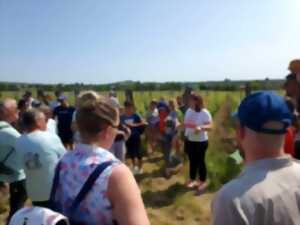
top-left (110, 107), bottom-right (131, 162)
top-left (145, 100), bottom-right (159, 154)
top-left (121, 101), bottom-right (146, 174)
top-left (161, 101), bottom-right (183, 178)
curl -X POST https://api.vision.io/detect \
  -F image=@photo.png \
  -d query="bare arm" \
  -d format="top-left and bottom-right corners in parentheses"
top-left (107, 164), bottom-right (150, 225)
top-left (200, 122), bottom-right (213, 131)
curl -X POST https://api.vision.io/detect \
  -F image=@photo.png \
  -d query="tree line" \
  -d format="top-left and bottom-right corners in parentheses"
top-left (0, 79), bottom-right (284, 92)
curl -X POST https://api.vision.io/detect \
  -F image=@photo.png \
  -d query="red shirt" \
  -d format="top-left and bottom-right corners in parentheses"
top-left (159, 111), bottom-right (168, 134)
top-left (284, 127), bottom-right (295, 157)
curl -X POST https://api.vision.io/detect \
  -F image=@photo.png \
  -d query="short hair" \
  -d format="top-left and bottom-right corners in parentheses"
top-left (150, 99), bottom-right (158, 106)
top-left (0, 98), bottom-right (17, 120)
top-left (21, 109), bottom-right (44, 130)
top-left (39, 105), bottom-right (52, 118)
top-left (124, 100), bottom-right (134, 108)
top-left (76, 97), bottom-right (119, 138)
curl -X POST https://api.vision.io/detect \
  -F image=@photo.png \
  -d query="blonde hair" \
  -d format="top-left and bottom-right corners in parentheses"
top-left (77, 90), bottom-right (100, 108)
top-left (76, 97), bottom-right (119, 139)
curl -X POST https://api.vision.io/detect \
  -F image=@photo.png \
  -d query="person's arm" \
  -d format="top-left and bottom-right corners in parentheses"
top-left (127, 114), bottom-right (147, 127)
top-left (107, 164), bottom-right (150, 225)
top-left (198, 122), bottom-right (213, 131)
top-left (199, 110), bottom-right (213, 131)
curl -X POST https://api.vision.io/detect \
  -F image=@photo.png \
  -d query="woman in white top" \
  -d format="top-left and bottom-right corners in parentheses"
top-left (184, 93), bottom-right (212, 192)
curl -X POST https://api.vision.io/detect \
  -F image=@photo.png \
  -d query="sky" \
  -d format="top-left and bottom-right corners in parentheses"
top-left (0, 0), bottom-right (300, 84)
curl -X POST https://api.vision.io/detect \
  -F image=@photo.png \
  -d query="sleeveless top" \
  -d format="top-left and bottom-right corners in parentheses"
top-left (54, 143), bottom-right (120, 225)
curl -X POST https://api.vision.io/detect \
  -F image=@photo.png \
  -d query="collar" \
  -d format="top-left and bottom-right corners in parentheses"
top-left (0, 121), bottom-right (11, 129)
top-left (241, 155), bottom-right (293, 175)
top-left (74, 143), bottom-right (107, 154)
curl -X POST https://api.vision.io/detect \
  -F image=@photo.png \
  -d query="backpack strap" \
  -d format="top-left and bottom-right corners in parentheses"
top-left (70, 161), bottom-right (114, 211)
top-left (0, 124), bottom-right (15, 164)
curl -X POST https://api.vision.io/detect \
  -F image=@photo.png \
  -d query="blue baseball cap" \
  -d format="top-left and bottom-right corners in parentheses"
top-left (235, 91), bottom-right (293, 134)
top-left (58, 95), bottom-right (67, 101)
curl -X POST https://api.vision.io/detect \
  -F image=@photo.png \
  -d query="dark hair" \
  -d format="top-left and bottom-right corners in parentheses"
top-left (285, 97), bottom-right (296, 113)
top-left (286, 73), bottom-right (297, 81)
top-left (124, 100), bottom-right (134, 108)
top-left (24, 91), bottom-right (32, 97)
top-left (21, 109), bottom-right (42, 130)
top-left (17, 99), bottom-right (27, 110)
top-left (150, 99), bottom-right (158, 106)
top-left (190, 92), bottom-right (204, 112)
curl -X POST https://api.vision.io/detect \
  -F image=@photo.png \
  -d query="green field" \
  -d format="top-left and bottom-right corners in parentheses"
top-left (0, 90), bottom-right (243, 225)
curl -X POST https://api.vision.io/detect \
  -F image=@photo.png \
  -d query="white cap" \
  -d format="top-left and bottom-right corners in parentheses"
top-left (9, 207), bottom-right (69, 225)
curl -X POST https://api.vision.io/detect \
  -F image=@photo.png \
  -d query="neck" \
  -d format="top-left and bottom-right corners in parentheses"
top-left (80, 138), bottom-right (109, 150)
top-left (26, 127), bottom-right (40, 133)
top-left (245, 148), bottom-right (285, 165)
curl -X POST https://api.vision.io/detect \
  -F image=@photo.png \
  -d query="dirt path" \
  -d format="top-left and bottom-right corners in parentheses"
top-left (138, 153), bottom-right (213, 225)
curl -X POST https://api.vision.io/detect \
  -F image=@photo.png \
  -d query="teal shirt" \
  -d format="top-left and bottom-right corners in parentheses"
top-left (15, 130), bottom-right (66, 201)
top-left (0, 121), bottom-right (25, 183)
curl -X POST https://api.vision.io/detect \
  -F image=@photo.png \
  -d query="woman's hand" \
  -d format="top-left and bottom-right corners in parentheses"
top-left (194, 126), bottom-right (202, 134)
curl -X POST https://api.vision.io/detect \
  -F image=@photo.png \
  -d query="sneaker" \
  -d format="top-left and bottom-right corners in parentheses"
top-left (186, 180), bottom-right (198, 188)
top-left (196, 182), bottom-right (208, 195)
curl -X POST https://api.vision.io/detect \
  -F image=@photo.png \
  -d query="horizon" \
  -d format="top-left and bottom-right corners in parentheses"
top-left (0, 77), bottom-right (284, 86)
top-left (1, 0), bottom-right (300, 84)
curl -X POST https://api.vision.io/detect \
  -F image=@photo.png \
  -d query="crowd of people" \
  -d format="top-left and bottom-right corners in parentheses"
top-left (1, 59), bottom-right (300, 225)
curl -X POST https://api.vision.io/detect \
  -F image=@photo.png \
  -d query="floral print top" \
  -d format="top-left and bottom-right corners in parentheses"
top-left (54, 143), bottom-right (120, 225)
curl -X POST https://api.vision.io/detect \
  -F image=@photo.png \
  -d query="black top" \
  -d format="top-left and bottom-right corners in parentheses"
top-left (53, 106), bottom-right (75, 136)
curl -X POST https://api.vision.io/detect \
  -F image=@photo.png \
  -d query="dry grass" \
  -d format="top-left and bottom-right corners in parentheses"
top-left (137, 152), bottom-right (213, 225)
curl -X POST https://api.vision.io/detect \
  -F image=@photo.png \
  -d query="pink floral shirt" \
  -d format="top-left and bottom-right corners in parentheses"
top-left (54, 143), bottom-right (120, 225)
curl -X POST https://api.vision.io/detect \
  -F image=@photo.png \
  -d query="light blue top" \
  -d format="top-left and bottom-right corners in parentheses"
top-left (212, 156), bottom-right (300, 225)
top-left (15, 130), bottom-right (66, 201)
top-left (0, 121), bottom-right (25, 183)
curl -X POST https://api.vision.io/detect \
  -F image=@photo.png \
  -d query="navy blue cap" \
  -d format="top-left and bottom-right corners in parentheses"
top-left (58, 95), bottom-right (67, 101)
top-left (235, 91), bottom-right (293, 134)
top-left (157, 101), bottom-right (169, 111)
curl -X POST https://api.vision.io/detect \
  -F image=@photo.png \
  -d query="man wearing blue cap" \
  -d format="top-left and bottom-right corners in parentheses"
top-left (212, 91), bottom-right (300, 225)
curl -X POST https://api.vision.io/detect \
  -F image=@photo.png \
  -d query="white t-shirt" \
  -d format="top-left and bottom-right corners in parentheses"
top-left (184, 108), bottom-right (212, 142)
top-left (47, 118), bottom-right (57, 134)
top-left (15, 130), bottom-right (66, 201)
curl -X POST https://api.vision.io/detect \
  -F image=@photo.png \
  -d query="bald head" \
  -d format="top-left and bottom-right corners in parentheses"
top-left (236, 121), bottom-right (286, 163)
top-left (0, 98), bottom-right (19, 123)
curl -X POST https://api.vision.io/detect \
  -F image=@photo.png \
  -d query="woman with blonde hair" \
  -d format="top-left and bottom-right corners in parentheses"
top-left (52, 97), bottom-right (150, 225)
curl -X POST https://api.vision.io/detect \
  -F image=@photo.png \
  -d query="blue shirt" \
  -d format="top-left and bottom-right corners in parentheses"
top-left (0, 121), bottom-right (25, 183)
top-left (120, 113), bottom-right (142, 138)
top-left (15, 130), bottom-right (66, 201)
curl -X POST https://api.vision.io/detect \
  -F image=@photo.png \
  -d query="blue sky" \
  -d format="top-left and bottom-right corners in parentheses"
top-left (1, 0), bottom-right (300, 84)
